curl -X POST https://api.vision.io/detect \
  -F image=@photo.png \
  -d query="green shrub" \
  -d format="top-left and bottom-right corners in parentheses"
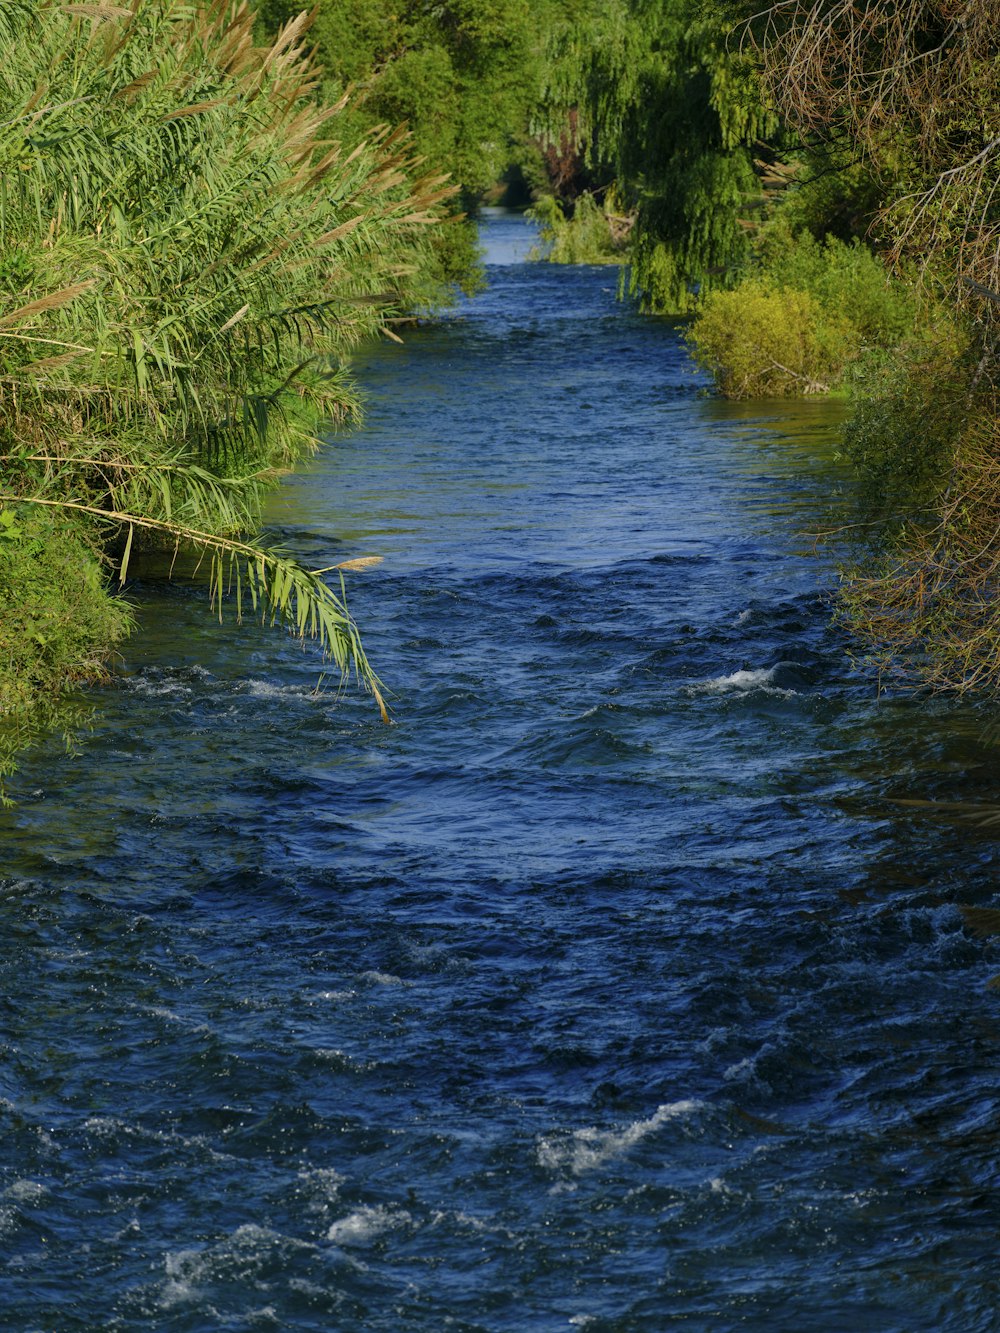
top-left (758, 226), bottom-right (917, 348)
top-left (687, 279), bottom-right (853, 396)
top-left (840, 347), bottom-right (968, 533)
top-left (528, 193), bottom-right (626, 265)
top-left (0, 509), bottom-right (130, 797)
top-left (833, 341), bottom-right (1000, 693)
top-left (688, 227), bottom-right (919, 398)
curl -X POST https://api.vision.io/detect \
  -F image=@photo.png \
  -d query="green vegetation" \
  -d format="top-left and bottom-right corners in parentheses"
top-left (739, 0), bottom-right (1000, 691)
top-left (689, 280), bottom-right (848, 398)
top-left (525, 0), bottom-right (776, 311)
top-left (688, 228), bottom-right (919, 398)
top-left (252, 0), bottom-right (595, 286)
top-left (0, 0), bottom-right (455, 789)
top-left (527, 193), bottom-right (627, 265)
top-left (0, 508), bottom-right (130, 785)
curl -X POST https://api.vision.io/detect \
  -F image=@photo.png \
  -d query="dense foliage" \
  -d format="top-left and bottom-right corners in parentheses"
top-left (742, 0), bottom-right (1000, 691)
top-left (535, 0), bottom-right (776, 311)
top-left (0, 0), bottom-right (454, 784)
top-left (747, 0), bottom-right (1000, 304)
top-left (252, 0), bottom-right (595, 284)
top-left (688, 227), bottom-right (919, 397)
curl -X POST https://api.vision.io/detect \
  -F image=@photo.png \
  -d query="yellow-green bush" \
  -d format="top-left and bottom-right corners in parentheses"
top-left (688, 229), bottom-right (919, 399)
top-left (688, 280), bottom-right (853, 397)
top-left (758, 227), bottom-right (917, 349)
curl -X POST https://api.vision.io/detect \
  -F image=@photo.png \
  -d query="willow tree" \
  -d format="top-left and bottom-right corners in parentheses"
top-left (569, 0), bottom-right (778, 312)
top-left (743, 0), bottom-right (1000, 691)
top-left (0, 0), bottom-right (454, 778)
top-left (253, 0), bottom-right (569, 283)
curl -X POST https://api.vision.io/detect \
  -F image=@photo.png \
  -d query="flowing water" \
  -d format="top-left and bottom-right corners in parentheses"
top-left (3, 212), bottom-right (1000, 1331)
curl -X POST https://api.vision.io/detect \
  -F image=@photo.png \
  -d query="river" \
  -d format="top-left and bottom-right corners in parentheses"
top-left (2, 211), bottom-right (999, 1331)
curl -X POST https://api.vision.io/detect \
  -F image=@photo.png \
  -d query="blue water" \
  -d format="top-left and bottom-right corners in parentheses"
top-left (3, 213), bottom-right (1000, 1331)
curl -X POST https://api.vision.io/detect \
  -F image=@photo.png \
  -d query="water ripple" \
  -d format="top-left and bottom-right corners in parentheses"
top-left (1, 212), bottom-right (999, 1331)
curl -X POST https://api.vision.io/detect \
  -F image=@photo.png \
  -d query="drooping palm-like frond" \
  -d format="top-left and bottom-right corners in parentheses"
top-left (0, 485), bottom-right (390, 720)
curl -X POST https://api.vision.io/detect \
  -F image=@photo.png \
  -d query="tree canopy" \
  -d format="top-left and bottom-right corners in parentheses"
top-left (574, 0), bottom-right (777, 311)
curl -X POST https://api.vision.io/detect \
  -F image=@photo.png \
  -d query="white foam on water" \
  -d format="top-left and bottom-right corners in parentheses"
top-left (298, 1167), bottom-right (345, 1214)
top-left (82, 1114), bottom-right (209, 1154)
top-left (688, 666), bottom-right (797, 698)
top-left (846, 1188), bottom-right (881, 1208)
top-left (84, 1115), bottom-right (126, 1137)
top-left (3, 1180), bottom-right (47, 1203)
top-left (426, 1208), bottom-right (516, 1240)
top-left (289, 1278), bottom-right (328, 1298)
top-left (241, 679), bottom-right (317, 701)
top-left (359, 971), bottom-right (409, 987)
top-left (143, 1005), bottom-right (181, 1022)
top-left (315, 989), bottom-right (356, 1002)
top-left (537, 1100), bottom-right (702, 1176)
top-left (219, 1303), bottom-right (278, 1327)
top-left (696, 1026), bottom-right (732, 1055)
top-left (326, 1205), bottom-right (411, 1246)
top-left (160, 1225), bottom-right (314, 1310)
top-left (300, 1166), bottom-right (344, 1192)
top-left (123, 665), bottom-right (214, 697)
top-left (125, 677), bottom-right (192, 699)
top-left (140, 1003), bottom-right (214, 1034)
top-left (723, 1056), bottom-right (757, 1082)
top-left (161, 1247), bottom-right (207, 1308)
top-left (449, 1210), bottom-right (500, 1234)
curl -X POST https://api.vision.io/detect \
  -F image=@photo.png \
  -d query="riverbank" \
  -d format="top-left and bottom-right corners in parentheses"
top-left (0, 0), bottom-right (457, 792)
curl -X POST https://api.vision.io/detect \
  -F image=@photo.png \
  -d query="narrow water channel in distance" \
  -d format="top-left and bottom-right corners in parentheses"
top-left (3, 212), bottom-right (1000, 1331)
